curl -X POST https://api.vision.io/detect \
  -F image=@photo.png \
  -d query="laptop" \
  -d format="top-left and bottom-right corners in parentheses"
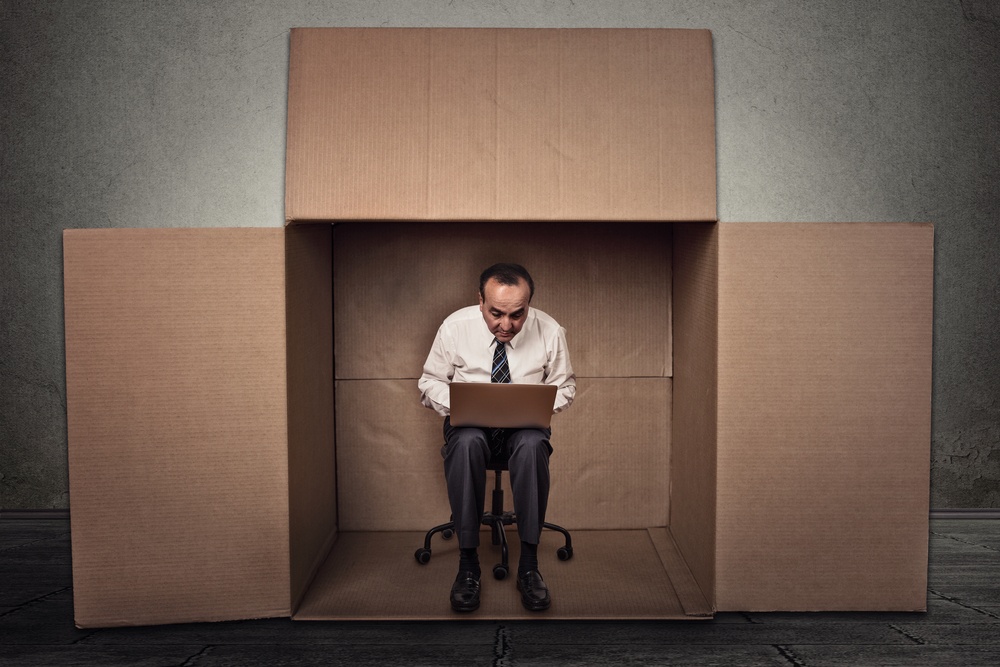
top-left (449, 382), bottom-right (558, 429)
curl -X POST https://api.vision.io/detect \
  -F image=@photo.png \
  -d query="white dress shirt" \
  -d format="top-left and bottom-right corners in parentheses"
top-left (419, 305), bottom-right (576, 417)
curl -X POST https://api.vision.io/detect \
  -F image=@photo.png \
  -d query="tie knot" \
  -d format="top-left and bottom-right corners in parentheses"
top-left (494, 338), bottom-right (504, 349)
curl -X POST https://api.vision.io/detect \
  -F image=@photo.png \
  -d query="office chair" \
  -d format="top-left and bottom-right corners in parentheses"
top-left (415, 451), bottom-right (574, 580)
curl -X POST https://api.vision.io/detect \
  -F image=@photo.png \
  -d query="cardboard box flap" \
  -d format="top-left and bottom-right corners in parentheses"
top-left (63, 228), bottom-right (291, 627)
top-left (285, 28), bottom-right (717, 222)
top-left (714, 222), bottom-right (934, 611)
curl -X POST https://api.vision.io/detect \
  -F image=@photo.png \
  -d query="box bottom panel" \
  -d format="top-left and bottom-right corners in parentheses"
top-left (293, 529), bottom-right (712, 620)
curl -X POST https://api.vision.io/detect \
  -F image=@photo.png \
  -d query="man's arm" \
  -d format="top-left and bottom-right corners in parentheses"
top-left (418, 325), bottom-right (453, 417)
top-left (546, 326), bottom-right (576, 413)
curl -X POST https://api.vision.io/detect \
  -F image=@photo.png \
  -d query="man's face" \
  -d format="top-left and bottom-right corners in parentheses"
top-left (479, 277), bottom-right (531, 343)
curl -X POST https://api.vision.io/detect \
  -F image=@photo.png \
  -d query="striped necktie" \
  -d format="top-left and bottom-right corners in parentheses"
top-left (490, 338), bottom-right (511, 456)
top-left (491, 337), bottom-right (511, 384)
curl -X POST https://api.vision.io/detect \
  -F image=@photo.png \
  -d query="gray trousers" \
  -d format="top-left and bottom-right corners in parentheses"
top-left (442, 417), bottom-right (552, 549)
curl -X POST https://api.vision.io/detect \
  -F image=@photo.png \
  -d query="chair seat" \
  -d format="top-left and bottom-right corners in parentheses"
top-left (487, 455), bottom-right (509, 471)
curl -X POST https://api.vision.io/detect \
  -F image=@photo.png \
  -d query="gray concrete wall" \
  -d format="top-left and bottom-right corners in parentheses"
top-left (2, 1), bottom-right (998, 509)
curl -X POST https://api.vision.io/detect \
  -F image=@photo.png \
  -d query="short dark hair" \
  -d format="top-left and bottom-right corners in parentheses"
top-left (479, 263), bottom-right (534, 301)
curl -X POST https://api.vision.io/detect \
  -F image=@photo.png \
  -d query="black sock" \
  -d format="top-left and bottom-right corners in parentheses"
top-left (459, 548), bottom-right (481, 578)
top-left (518, 541), bottom-right (538, 577)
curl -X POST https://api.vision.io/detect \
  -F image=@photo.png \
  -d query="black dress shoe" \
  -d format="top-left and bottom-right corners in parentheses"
top-left (516, 570), bottom-right (551, 611)
top-left (451, 570), bottom-right (481, 612)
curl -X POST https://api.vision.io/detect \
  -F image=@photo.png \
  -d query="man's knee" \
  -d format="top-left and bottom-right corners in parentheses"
top-left (509, 429), bottom-right (552, 461)
top-left (443, 427), bottom-right (490, 461)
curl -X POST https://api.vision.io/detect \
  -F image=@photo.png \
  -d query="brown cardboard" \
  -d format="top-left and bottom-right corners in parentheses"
top-left (670, 222), bottom-right (719, 608)
top-left (294, 530), bottom-right (691, 620)
top-left (332, 222), bottom-right (673, 380)
top-left (63, 229), bottom-right (291, 627)
top-left (334, 379), bottom-right (446, 531)
top-left (648, 527), bottom-right (713, 617)
top-left (286, 28), bottom-right (717, 222)
top-left (714, 223), bottom-right (934, 611)
top-left (548, 378), bottom-right (671, 529)
top-left (285, 225), bottom-right (337, 610)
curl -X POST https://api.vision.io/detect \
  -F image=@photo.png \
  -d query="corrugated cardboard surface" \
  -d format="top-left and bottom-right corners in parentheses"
top-left (332, 222), bottom-right (672, 380)
top-left (648, 527), bottom-right (713, 617)
top-left (329, 218), bottom-right (677, 611)
top-left (294, 529), bottom-right (697, 620)
top-left (286, 28), bottom-right (716, 222)
top-left (670, 223), bottom-right (718, 609)
top-left (551, 378), bottom-right (671, 529)
top-left (285, 226), bottom-right (336, 610)
top-left (715, 223), bottom-right (934, 611)
top-left (63, 228), bottom-right (291, 627)
top-left (335, 378), bottom-right (670, 531)
top-left (334, 379), bottom-right (444, 531)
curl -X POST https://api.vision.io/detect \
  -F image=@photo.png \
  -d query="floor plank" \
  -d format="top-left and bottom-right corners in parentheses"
top-left (0, 644), bottom-right (208, 667)
top-left (786, 644), bottom-right (1000, 667)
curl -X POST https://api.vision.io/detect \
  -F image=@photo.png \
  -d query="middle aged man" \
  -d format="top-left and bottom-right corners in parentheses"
top-left (418, 263), bottom-right (576, 612)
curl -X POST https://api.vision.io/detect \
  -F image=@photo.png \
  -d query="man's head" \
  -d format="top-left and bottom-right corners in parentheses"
top-left (478, 263), bottom-right (534, 343)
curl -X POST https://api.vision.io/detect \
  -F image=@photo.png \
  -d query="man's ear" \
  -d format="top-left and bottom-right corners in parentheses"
top-left (478, 290), bottom-right (484, 310)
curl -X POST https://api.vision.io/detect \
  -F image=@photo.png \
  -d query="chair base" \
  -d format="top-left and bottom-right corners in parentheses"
top-left (415, 515), bottom-right (573, 579)
top-left (415, 467), bottom-right (574, 578)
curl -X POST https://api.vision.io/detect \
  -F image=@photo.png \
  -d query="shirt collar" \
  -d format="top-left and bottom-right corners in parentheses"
top-left (494, 336), bottom-right (519, 351)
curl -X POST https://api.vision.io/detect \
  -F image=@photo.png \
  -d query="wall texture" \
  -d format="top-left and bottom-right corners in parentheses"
top-left (2, 0), bottom-right (998, 509)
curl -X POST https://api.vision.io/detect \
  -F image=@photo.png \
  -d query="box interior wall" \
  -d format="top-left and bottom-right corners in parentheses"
top-left (287, 220), bottom-right (715, 620)
top-left (329, 222), bottom-right (676, 534)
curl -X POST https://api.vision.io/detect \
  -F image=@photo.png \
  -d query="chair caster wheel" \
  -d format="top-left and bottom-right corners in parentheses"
top-left (442, 528), bottom-right (454, 540)
top-left (493, 564), bottom-right (508, 580)
top-left (415, 548), bottom-right (431, 564)
top-left (557, 546), bottom-right (573, 561)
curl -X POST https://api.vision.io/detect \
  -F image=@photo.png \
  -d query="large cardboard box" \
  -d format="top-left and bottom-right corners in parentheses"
top-left (63, 29), bottom-right (933, 627)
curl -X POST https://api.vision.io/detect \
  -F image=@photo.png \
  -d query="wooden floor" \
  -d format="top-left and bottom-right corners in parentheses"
top-left (2, 519), bottom-right (999, 666)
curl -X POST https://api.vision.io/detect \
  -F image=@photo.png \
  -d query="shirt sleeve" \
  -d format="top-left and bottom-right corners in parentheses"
top-left (418, 323), bottom-right (453, 417)
top-left (546, 325), bottom-right (576, 413)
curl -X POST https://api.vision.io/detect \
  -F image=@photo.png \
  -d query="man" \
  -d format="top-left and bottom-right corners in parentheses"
top-left (418, 263), bottom-right (576, 612)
